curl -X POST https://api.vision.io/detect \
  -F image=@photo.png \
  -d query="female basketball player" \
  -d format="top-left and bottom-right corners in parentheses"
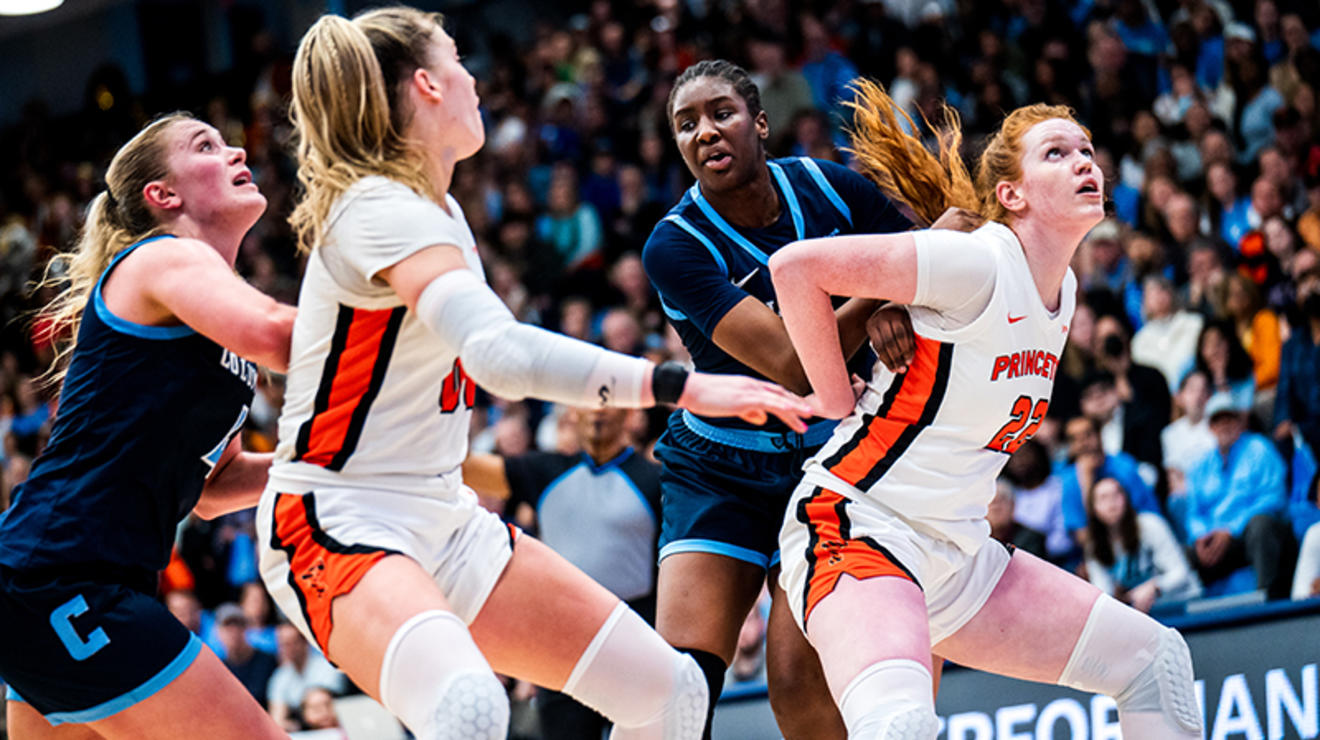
top-left (769, 82), bottom-right (1202, 738)
top-left (0, 114), bottom-right (293, 739)
top-left (259, 9), bottom-right (810, 740)
top-left (642, 60), bottom-right (927, 739)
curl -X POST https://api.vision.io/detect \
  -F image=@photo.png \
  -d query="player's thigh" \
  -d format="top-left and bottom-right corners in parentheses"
top-left (468, 535), bottom-right (618, 690)
top-left (85, 647), bottom-right (282, 740)
top-left (805, 573), bottom-right (932, 702)
top-left (655, 552), bottom-right (767, 663)
top-left (933, 548), bottom-right (1101, 684)
top-left (326, 553), bottom-right (457, 699)
top-left (764, 577), bottom-right (846, 740)
top-left (6, 701), bottom-right (104, 740)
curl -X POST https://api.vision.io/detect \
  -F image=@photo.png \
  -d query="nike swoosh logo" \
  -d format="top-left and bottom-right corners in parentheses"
top-left (733, 267), bottom-right (760, 288)
top-left (1008, 313), bottom-right (1027, 324)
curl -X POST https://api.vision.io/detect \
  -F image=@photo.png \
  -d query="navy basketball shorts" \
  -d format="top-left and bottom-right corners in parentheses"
top-left (0, 566), bottom-right (201, 725)
top-left (654, 412), bottom-right (829, 570)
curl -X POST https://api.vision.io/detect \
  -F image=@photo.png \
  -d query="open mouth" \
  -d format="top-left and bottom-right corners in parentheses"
top-left (703, 151), bottom-right (733, 170)
top-left (233, 170), bottom-right (252, 187)
top-left (1076, 180), bottom-right (1100, 195)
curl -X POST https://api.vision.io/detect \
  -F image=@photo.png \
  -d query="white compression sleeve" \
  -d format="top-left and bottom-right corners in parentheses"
top-left (415, 270), bottom-right (651, 407)
top-left (378, 610), bottom-right (508, 740)
top-left (1057, 595), bottom-right (1202, 739)
top-left (559, 603), bottom-right (707, 740)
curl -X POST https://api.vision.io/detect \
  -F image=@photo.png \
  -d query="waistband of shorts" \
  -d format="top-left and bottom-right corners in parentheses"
top-left (680, 410), bottom-right (837, 452)
top-left (267, 463), bottom-right (463, 499)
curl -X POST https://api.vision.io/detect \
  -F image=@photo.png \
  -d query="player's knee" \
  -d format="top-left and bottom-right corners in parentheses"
top-left (1058, 596), bottom-right (1201, 736)
top-left (611, 651), bottom-right (708, 732)
top-left (839, 660), bottom-right (936, 740)
top-left (1115, 627), bottom-right (1201, 735)
top-left (847, 702), bottom-right (939, 739)
top-left (420, 671), bottom-right (509, 740)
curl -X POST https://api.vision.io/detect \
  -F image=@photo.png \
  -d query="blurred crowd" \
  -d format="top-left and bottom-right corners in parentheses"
top-left (2, 0), bottom-right (1320, 735)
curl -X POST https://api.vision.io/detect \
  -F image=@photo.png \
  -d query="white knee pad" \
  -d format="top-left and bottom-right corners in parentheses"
top-left (839, 659), bottom-right (938, 740)
top-left (1058, 596), bottom-right (1202, 738)
top-left (378, 610), bottom-right (509, 740)
top-left (560, 602), bottom-right (708, 739)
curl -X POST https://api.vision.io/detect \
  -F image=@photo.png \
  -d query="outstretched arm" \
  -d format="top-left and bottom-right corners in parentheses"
top-left (769, 233), bottom-right (919, 417)
top-left (379, 245), bottom-right (811, 429)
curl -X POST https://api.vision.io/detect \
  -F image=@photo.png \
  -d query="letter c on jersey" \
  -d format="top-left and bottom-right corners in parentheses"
top-left (50, 594), bottom-right (111, 661)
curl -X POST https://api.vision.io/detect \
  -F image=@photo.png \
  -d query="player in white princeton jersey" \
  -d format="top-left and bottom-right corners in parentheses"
top-left (257, 8), bottom-right (811, 740)
top-left (271, 176), bottom-right (485, 493)
top-left (768, 82), bottom-right (1203, 739)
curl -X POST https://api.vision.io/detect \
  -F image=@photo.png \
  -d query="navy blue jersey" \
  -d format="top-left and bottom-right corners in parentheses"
top-left (0, 237), bottom-right (258, 575)
top-left (642, 157), bottom-right (911, 429)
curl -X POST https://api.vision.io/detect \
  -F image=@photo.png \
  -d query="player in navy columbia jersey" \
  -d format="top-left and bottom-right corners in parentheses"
top-left (0, 114), bottom-right (294, 740)
top-left (642, 60), bottom-right (927, 740)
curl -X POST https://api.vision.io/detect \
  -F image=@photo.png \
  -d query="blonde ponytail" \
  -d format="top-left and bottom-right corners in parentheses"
top-left (289, 7), bottom-right (443, 254)
top-left (35, 113), bottom-right (188, 387)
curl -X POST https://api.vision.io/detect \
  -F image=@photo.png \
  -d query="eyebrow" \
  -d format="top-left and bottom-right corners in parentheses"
top-left (672, 95), bottom-right (736, 118)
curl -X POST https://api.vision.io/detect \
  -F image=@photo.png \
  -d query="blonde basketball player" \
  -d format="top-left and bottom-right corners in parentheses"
top-left (768, 82), bottom-right (1203, 739)
top-left (257, 7), bottom-right (810, 740)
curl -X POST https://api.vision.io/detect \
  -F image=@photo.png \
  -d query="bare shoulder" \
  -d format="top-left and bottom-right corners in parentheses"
top-left (129, 236), bottom-right (227, 271)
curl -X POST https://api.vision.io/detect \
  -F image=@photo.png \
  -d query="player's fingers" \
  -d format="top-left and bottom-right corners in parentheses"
top-left (740, 408), bottom-right (768, 426)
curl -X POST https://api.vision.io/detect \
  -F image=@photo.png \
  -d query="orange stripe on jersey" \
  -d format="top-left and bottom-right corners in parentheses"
top-left (269, 493), bottom-right (398, 654)
top-left (823, 335), bottom-right (953, 490)
top-left (294, 305), bottom-right (406, 471)
top-left (797, 487), bottom-right (920, 625)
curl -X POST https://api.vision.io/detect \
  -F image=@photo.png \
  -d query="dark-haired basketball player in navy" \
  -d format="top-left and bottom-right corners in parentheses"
top-left (640, 59), bottom-right (945, 739)
top-left (0, 113), bottom-right (294, 739)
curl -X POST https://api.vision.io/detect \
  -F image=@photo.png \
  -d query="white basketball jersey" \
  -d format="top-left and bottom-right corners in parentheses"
top-left (801, 222), bottom-right (1076, 551)
top-left (270, 177), bottom-right (484, 497)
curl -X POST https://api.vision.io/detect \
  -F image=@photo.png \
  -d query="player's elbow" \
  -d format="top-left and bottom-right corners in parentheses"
top-left (251, 304), bottom-right (296, 372)
top-left (768, 246), bottom-right (803, 285)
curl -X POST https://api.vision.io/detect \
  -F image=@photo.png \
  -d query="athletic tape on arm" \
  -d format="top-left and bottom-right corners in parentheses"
top-left (415, 269), bottom-right (651, 407)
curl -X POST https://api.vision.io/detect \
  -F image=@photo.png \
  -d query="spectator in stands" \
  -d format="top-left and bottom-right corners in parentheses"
top-left (1162, 369), bottom-right (1218, 487)
top-left (1061, 415), bottom-right (1161, 546)
top-left (1204, 160), bottom-right (1253, 248)
top-left (299, 687), bottom-right (343, 734)
top-left (1224, 272), bottom-right (1282, 395)
top-left (1183, 392), bottom-right (1295, 598)
top-left (1085, 476), bottom-right (1201, 612)
top-left (165, 589), bottom-right (204, 636)
top-left (267, 622), bottom-right (345, 732)
top-left (1185, 241), bottom-right (1231, 316)
top-left (1002, 439), bottom-right (1074, 564)
top-left (215, 602), bottom-right (278, 707)
top-left (987, 479), bottom-right (1048, 559)
top-left (1275, 265), bottom-right (1320, 454)
top-left (1090, 312), bottom-right (1172, 468)
top-left (1195, 318), bottom-right (1257, 411)
top-left (1131, 276), bottom-right (1204, 390)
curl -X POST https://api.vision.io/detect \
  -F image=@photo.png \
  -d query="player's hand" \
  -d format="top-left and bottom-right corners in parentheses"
top-left (929, 206), bottom-right (983, 232)
top-left (679, 373), bottom-right (811, 431)
top-left (867, 305), bottom-right (915, 373)
top-left (1128, 581), bottom-right (1159, 613)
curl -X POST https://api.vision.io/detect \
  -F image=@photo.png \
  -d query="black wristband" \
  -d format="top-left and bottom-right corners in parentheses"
top-left (651, 361), bottom-right (689, 405)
